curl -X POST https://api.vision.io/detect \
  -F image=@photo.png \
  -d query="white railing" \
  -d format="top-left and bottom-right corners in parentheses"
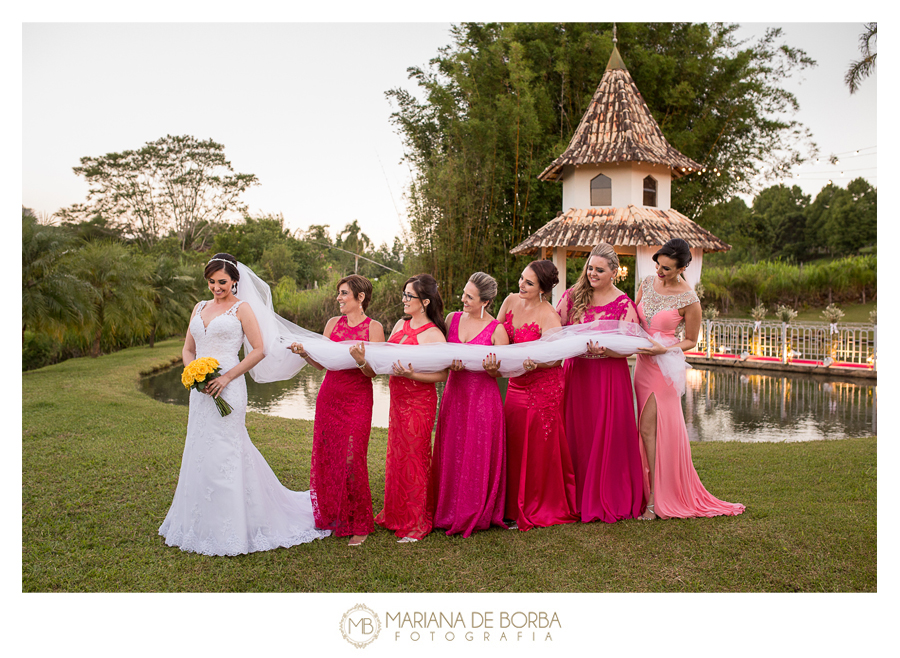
top-left (695, 320), bottom-right (877, 369)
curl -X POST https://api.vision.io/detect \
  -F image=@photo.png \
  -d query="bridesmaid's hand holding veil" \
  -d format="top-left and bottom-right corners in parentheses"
top-left (483, 353), bottom-right (502, 378)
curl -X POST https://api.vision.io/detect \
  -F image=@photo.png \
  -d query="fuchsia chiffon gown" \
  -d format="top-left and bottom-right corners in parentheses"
top-left (502, 312), bottom-right (578, 531)
top-left (633, 275), bottom-right (745, 519)
top-left (557, 290), bottom-right (646, 522)
top-left (309, 315), bottom-right (375, 537)
top-left (429, 313), bottom-right (507, 537)
top-left (375, 320), bottom-right (438, 540)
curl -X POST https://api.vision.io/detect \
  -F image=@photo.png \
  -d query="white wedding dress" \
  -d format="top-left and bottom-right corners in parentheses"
top-left (158, 300), bottom-right (330, 555)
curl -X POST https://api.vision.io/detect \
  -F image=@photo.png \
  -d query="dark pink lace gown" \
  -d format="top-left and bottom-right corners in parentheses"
top-left (557, 289), bottom-right (646, 522)
top-left (309, 315), bottom-right (374, 537)
top-left (502, 312), bottom-right (578, 531)
top-left (429, 312), bottom-right (507, 537)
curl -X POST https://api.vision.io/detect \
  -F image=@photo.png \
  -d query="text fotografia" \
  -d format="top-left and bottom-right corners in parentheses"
top-left (387, 611), bottom-right (560, 642)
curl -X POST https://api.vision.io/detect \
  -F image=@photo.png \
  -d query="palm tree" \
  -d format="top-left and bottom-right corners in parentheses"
top-left (22, 210), bottom-right (93, 341)
top-left (338, 220), bottom-right (372, 274)
top-left (67, 241), bottom-right (154, 356)
top-left (846, 23), bottom-right (876, 94)
top-left (148, 256), bottom-right (199, 348)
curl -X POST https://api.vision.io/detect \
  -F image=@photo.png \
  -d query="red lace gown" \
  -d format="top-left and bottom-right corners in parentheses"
top-left (557, 289), bottom-right (646, 522)
top-left (502, 312), bottom-right (579, 531)
top-left (309, 315), bottom-right (375, 536)
top-left (374, 320), bottom-right (438, 540)
top-left (429, 312), bottom-right (507, 537)
top-left (634, 275), bottom-right (745, 518)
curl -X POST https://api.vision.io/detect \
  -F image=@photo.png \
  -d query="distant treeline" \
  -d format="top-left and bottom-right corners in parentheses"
top-left (701, 256), bottom-right (876, 315)
top-left (22, 209), bottom-right (407, 371)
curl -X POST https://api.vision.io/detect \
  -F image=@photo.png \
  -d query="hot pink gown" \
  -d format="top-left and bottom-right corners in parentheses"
top-left (310, 315), bottom-right (375, 536)
top-left (375, 320), bottom-right (438, 540)
top-left (502, 312), bottom-right (578, 531)
top-left (633, 275), bottom-right (745, 518)
top-left (557, 289), bottom-right (646, 522)
top-left (429, 312), bottom-right (507, 537)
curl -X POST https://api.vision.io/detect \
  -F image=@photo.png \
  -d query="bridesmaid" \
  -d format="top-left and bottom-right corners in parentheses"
top-left (375, 274), bottom-right (447, 543)
top-left (496, 260), bottom-right (578, 531)
top-left (289, 274), bottom-right (385, 546)
top-left (556, 243), bottom-right (645, 523)
top-left (429, 272), bottom-right (509, 537)
top-left (633, 238), bottom-right (745, 520)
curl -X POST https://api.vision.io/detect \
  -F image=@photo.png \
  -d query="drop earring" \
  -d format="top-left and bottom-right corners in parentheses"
top-left (480, 305), bottom-right (484, 319)
top-left (231, 282), bottom-right (238, 294)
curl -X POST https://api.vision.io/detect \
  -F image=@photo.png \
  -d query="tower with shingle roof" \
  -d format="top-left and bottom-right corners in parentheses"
top-left (511, 33), bottom-right (730, 302)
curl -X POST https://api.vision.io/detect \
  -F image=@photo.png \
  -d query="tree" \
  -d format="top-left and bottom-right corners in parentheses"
top-left (147, 255), bottom-right (199, 348)
top-left (66, 241), bottom-right (154, 356)
top-left (22, 209), bottom-right (93, 341)
top-left (65, 135), bottom-right (258, 249)
top-left (749, 184), bottom-right (810, 261)
top-left (846, 22), bottom-right (876, 94)
top-left (806, 178), bottom-right (876, 257)
top-left (336, 220), bottom-right (372, 274)
top-left (389, 22), bottom-right (815, 295)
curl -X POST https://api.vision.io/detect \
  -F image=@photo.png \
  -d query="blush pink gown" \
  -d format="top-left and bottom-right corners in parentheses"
top-left (375, 320), bottom-right (438, 540)
top-left (309, 315), bottom-right (375, 536)
top-left (502, 312), bottom-right (578, 531)
top-left (633, 275), bottom-right (745, 519)
top-left (429, 312), bottom-right (507, 537)
top-left (557, 289), bottom-right (646, 522)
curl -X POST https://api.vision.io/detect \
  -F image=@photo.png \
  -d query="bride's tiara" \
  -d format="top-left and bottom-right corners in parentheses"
top-left (207, 258), bottom-right (236, 267)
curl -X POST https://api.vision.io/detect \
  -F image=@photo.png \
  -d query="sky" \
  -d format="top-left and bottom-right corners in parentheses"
top-left (21, 21), bottom-right (877, 249)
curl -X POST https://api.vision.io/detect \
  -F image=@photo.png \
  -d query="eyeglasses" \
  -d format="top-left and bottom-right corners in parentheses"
top-left (400, 292), bottom-right (420, 301)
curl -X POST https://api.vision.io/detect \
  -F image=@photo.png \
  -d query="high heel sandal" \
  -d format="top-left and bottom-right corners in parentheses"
top-left (348, 535), bottom-right (368, 546)
top-left (397, 537), bottom-right (418, 543)
top-left (638, 503), bottom-right (657, 521)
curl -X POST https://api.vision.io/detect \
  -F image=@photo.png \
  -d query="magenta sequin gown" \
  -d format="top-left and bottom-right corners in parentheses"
top-left (502, 312), bottom-right (578, 531)
top-left (557, 289), bottom-right (646, 522)
top-left (429, 312), bottom-right (507, 537)
top-left (310, 315), bottom-right (375, 537)
top-left (634, 276), bottom-right (745, 519)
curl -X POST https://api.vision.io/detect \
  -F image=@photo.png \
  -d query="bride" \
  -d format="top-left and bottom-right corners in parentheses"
top-left (158, 253), bottom-right (330, 555)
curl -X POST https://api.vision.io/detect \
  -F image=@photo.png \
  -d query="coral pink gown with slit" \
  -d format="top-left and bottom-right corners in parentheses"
top-left (429, 312), bottom-right (507, 537)
top-left (557, 289), bottom-right (646, 522)
top-left (633, 275), bottom-right (745, 519)
top-left (502, 312), bottom-right (578, 530)
top-left (309, 315), bottom-right (375, 536)
top-left (375, 320), bottom-right (438, 540)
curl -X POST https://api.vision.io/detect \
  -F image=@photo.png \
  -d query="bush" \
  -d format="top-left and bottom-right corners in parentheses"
top-left (23, 331), bottom-right (58, 371)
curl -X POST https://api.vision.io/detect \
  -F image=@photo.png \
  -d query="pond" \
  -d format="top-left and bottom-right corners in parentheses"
top-left (141, 363), bottom-right (876, 443)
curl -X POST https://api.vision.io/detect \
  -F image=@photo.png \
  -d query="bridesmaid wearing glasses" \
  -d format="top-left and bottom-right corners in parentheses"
top-left (375, 274), bottom-right (448, 543)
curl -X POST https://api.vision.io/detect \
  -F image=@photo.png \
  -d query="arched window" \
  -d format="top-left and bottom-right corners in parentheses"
top-left (643, 176), bottom-right (657, 207)
top-left (590, 173), bottom-right (612, 206)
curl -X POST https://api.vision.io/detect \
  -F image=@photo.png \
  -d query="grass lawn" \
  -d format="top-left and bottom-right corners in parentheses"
top-left (22, 339), bottom-right (877, 592)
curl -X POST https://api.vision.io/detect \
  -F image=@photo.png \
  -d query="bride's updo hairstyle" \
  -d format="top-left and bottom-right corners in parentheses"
top-left (204, 253), bottom-right (241, 288)
top-left (526, 259), bottom-right (559, 299)
top-left (468, 271), bottom-right (499, 311)
top-left (405, 273), bottom-right (447, 336)
top-left (653, 238), bottom-right (692, 269)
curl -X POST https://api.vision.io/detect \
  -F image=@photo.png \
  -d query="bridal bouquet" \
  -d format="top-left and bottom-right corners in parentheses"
top-left (181, 357), bottom-right (233, 417)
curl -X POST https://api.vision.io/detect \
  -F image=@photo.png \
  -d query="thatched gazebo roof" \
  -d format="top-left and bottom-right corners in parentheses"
top-left (538, 45), bottom-right (702, 183)
top-left (510, 206), bottom-right (731, 257)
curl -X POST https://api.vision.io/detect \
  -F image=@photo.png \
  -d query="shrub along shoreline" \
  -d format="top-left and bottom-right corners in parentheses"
top-left (22, 340), bottom-right (876, 592)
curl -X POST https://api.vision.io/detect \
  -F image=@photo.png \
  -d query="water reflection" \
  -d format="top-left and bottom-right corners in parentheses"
top-left (140, 364), bottom-right (875, 442)
top-left (682, 365), bottom-right (876, 442)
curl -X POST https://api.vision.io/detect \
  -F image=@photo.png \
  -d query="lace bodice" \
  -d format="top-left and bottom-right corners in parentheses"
top-left (503, 311), bottom-right (542, 344)
top-left (190, 300), bottom-right (245, 370)
top-left (557, 289), bottom-right (638, 325)
top-left (638, 275), bottom-right (699, 334)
